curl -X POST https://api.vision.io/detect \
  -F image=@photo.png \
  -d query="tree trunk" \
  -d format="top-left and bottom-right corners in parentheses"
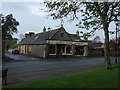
top-left (2, 39), bottom-right (5, 59)
top-left (104, 24), bottom-right (112, 69)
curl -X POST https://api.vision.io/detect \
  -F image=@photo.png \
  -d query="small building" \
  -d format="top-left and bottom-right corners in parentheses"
top-left (18, 26), bottom-right (90, 58)
top-left (87, 42), bottom-right (104, 57)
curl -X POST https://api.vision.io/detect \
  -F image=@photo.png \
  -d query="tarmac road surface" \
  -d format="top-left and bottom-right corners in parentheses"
top-left (3, 53), bottom-right (116, 75)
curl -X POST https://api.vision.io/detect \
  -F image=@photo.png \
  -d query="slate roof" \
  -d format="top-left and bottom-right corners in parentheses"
top-left (18, 27), bottom-right (83, 45)
top-left (18, 28), bottom-right (60, 45)
top-left (69, 34), bottom-right (81, 41)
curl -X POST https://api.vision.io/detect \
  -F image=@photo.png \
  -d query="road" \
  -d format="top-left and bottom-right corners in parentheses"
top-left (3, 53), bottom-right (115, 75)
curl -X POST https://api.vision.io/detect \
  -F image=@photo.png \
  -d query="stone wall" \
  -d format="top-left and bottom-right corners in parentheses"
top-left (31, 45), bottom-right (46, 58)
top-left (110, 49), bottom-right (120, 57)
top-left (88, 48), bottom-right (104, 57)
top-left (18, 45), bottom-right (46, 58)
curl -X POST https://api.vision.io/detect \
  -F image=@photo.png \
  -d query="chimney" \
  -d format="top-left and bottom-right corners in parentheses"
top-left (48, 27), bottom-right (51, 31)
top-left (29, 32), bottom-right (35, 37)
top-left (43, 26), bottom-right (46, 32)
top-left (25, 33), bottom-right (29, 38)
top-left (76, 30), bottom-right (79, 36)
top-left (61, 24), bottom-right (63, 27)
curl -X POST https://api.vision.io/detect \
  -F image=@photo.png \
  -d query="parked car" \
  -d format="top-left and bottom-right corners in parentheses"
top-left (12, 50), bottom-right (19, 54)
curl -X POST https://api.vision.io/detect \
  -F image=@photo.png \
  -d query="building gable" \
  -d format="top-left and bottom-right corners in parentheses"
top-left (18, 27), bottom-right (72, 45)
top-left (50, 27), bottom-right (72, 41)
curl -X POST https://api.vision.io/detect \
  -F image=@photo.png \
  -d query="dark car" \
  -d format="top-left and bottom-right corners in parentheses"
top-left (12, 50), bottom-right (19, 54)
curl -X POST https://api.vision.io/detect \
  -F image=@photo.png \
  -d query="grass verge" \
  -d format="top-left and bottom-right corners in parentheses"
top-left (3, 65), bottom-right (119, 88)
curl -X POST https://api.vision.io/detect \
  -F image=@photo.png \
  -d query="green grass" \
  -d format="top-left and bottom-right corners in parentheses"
top-left (3, 65), bottom-right (119, 88)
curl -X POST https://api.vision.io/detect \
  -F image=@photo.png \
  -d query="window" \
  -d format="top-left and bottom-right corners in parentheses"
top-left (75, 46), bottom-right (84, 55)
top-left (35, 36), bottom-right (39, 39)
top-left (61, 33), bottom-right (64, 37)
top-left (49, 45), bottom-right (56, 54)
top-left (66, 46), bottom-right (72, 54)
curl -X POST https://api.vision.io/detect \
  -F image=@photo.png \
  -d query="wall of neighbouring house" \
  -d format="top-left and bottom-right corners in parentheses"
top-left (18, 45), bottom-right (25, 54)
top-left (110, 49), bottom-right (120, 57)
top-left (31, 45), bottom-right (46, 58)
top-left (87, 42), bottom-right (104, 57)
top-left (88, 48), bottom-right (104, 57)
top-left (18, 44), bottom-right (47, 58)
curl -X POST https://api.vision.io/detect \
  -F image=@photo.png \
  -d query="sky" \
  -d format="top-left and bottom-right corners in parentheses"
top-left (1, 0), bottom-right (117, 42)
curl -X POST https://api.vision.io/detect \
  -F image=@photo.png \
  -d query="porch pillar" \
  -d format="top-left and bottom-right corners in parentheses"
top-left (65, 45), bottom-right (66, 54)
top-left (55, 44), bottom-right (57, 55)
top-left (84, 45), bottom-right (88, 56)
top-left (72, 45), bottom-right (75, 56)
top-left (44, 44), bottom-right (48, 59)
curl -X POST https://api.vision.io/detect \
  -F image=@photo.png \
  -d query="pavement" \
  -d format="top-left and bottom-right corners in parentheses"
top-left (2, 53), bottom-right (117, 85)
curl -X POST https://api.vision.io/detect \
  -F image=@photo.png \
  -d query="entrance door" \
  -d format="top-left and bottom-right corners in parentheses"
top-left (57, 44), bottom-right (65, 56)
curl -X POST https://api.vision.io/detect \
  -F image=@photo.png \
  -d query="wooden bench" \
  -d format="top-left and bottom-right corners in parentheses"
top-left (2, 69), bottom-right (8, 85)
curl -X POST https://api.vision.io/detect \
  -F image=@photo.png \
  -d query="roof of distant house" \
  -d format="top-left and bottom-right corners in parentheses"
top-left (69, 34), bottom-right (81, 41)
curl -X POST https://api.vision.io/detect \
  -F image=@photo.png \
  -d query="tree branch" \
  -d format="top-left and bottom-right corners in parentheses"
top-left (108, 3), bottom-right (117, 23)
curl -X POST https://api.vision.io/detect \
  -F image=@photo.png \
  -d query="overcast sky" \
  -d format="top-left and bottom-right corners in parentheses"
top-left (1, 1), bottom-right (117, 42)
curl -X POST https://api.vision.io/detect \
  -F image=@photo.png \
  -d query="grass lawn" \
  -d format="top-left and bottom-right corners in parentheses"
top-left (3, 65), bottom-right (119, 88)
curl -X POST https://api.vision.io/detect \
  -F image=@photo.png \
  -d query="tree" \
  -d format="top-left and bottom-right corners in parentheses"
top-left (1, 14), bottom-right (19, 58)
top-left (44, 0), bottom-right (120, 69)
top-left (80, 31), bottom-right (94, 40)
top-left (1, 14), bottom-right (19, 40)
top-left (5, 38), bottom-right (18, 51)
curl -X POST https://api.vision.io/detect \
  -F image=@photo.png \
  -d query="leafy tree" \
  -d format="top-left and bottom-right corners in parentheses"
top-left (1, 14), bottom-right (19, 58)
top-left (80, 31), bottom-right (94, 40)
top-left (1, 14), bottom-right (19, 40)
top-left (44, 0), bottom-right (120, 69)
top-left (5, 38), bottom-right (18, 51)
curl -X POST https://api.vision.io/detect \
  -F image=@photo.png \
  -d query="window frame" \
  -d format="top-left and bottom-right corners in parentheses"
top-left (65, 45), bottom-right (72, 55)
top-left (49, 45), bottom-right (56, 55)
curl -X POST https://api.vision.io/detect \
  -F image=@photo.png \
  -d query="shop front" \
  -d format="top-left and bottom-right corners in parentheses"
top-left (47, 40), bottom-right (88, 57)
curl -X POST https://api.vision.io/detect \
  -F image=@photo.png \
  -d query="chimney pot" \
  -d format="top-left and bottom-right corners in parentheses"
top-left (43, 26), bottom-right (46, 32)
top-left (48, 27), bottom-right (51, 31)
top-left (25, 33), bottom-right (29, 38)
top-left (29, 32), bottom-right (35, 37)
top-left (76, 30), bottom-right (79, 36)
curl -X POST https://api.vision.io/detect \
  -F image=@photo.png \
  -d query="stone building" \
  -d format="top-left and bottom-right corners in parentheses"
top-left (18, 26), bottom-right (90, 58)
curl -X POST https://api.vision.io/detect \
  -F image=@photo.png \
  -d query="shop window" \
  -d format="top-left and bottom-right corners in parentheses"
top-left (75, 46), bottom-right (84, 55)
top-left (49, 45), bottom-right (56, 54)
top-left (66, 46), bottom-right (72, 54)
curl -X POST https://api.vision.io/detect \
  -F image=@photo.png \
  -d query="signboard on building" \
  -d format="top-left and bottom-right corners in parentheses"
top-left (47, 40), bottom-right (88, 46)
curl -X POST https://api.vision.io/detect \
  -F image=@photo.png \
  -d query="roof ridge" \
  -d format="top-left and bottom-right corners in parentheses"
top-left (35, 27), bottom-right (60, 35)
top-left (18, 27), bottom-right (66, 45)
top-left (24, 27), bottom-right (60, 39)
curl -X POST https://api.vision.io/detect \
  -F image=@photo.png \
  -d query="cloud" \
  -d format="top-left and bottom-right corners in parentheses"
top-left (1, 0), bottom-right (44, 2)
top-left (1, 2), bottom-right (116, 42)
top-left (28, 3), bottom-right (47, 16)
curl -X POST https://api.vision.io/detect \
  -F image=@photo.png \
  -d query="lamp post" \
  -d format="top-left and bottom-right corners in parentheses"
top-left (114, 15), bottom-right (119, 64)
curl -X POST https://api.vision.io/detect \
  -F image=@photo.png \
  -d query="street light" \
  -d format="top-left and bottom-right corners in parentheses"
top-left (114, 14), bottom-right (119, 64)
